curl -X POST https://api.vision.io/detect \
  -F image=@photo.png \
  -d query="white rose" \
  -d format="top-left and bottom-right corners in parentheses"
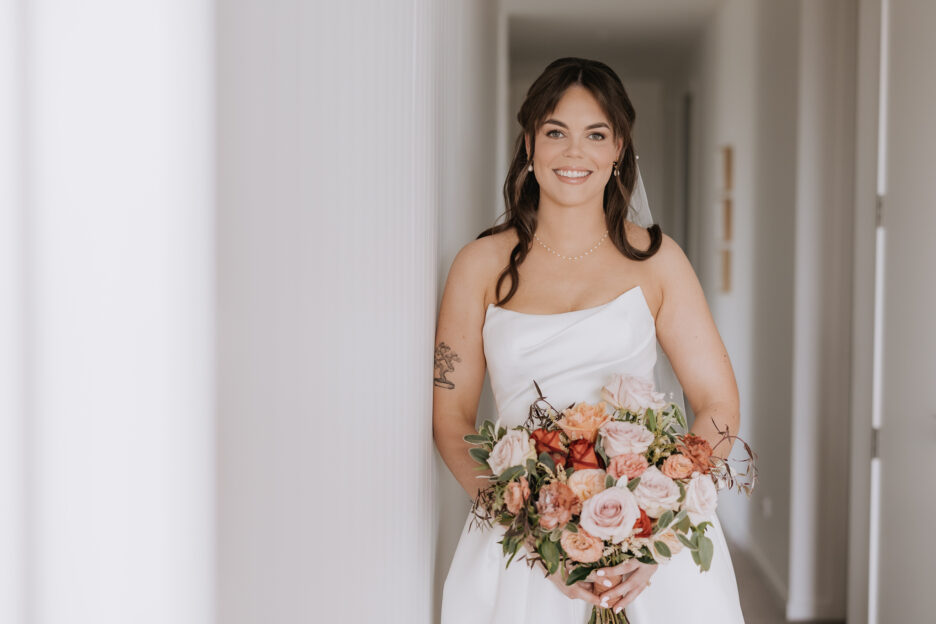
top-left (599, 421), bottom-right (655, 457)
top-left (601, 373), bottom-right (668, 413)
top-left (487, 429), bottom-right (535, 476)
top-left (684, 471), bottom-right (718, 523)
top-left (631, 466), bottom-right (681, 518)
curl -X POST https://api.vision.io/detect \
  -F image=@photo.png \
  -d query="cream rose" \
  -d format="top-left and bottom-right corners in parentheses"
top-left (652, 527), bottom-right (686, 559)
top-left (566, 468), bottom-right (607, 502)
top-left (579, 486), bottom-right (640, 544)
top-left (629, 466), bottom-right (680, 518)
top-left (599, 421), bottom-right (655, 458)
top-left (487, 429), bottom-right (536, 476)
top-left (684, 471), bottom-right (718, 523)
top-left (601, 373), bottom-right (668, 413)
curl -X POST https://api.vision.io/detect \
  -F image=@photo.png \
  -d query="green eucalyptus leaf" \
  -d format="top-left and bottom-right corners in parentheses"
top-left (539, 452), bottom-right (556, 473)
top-left (646, 409), bottom-right (657, 431)
top-left (496, 465), bottom-right (526, 483)
top-left (539, 539), bottom-right (560, 574)
top-left (654, 510), bottom-right (674, 533)
top-left (565, 564), bottom-right (595, 586)
top-left (676, 533), bottom-right (696, 549)
top-left (698, 536), bottom-right (714, 571)
top-left (653, 540), bottom-right (672, 558)
top-left (463, 434), bottom-right (488, 444)
top-left (605, 474), bottom-right (616, 488)
top-left (469, 447), bottom-right (490, 465)
top-left (626, 476), bottom-right (641, 491)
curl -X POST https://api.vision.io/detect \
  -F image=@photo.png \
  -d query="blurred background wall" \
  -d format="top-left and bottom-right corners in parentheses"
top-left (1, 1), bottom-right (934, 624)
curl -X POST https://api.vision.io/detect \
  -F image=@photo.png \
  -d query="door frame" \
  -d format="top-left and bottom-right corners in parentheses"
top-left (848, 1), bottom-right (884, 623)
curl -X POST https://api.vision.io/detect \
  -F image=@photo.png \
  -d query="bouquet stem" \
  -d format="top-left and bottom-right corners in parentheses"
top-left (589, 605), bottom-right (630, 623)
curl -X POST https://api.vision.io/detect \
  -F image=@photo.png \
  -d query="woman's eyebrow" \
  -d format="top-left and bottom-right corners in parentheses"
top-left (543, 119), bottom-right (610, 130)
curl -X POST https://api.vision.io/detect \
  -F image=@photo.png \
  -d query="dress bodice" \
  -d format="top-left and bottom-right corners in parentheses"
top-left (481, 285), bottom-right (657, 427)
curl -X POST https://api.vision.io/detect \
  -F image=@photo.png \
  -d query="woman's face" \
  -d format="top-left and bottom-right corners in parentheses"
top-left (526, 85), bottom-right (624, 209)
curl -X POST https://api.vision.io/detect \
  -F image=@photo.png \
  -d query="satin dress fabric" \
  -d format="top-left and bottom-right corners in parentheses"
top-left (440, 286), bottom-right (746, 623)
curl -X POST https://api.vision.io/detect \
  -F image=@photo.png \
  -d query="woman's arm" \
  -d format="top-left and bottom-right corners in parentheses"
top-left (652, 234), bottom-right (741, 461)
top-left (432, 239), bottom-right (497, 499)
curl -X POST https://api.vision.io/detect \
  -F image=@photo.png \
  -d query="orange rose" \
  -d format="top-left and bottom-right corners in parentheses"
top-left (633, 507), bottom-right (652, 538)
top-left (557, 402), bottom-right (611, 443)
top-left (678, 434), bottom-right (714, 474)
top-left (504, 476), bottom-right (531, 515)
top-left (560, 527), bottom-right (604, 563)
top-left (536, 481), bottom-right (582, 530)
top-left (607, 453), bottom-right (648, 481)
top-left (568, 439), bottom-right (602, 470)
top-left (531, 428), bottom-right (568, 466)
top-left (661, 453), bottom-right (695, 480)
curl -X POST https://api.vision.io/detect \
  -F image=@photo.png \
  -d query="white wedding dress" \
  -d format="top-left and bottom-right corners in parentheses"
top-left (440, 285), bottom-right (746, 623)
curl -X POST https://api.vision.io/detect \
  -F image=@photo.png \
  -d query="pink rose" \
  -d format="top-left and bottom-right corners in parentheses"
top-left (504, 476), bottom-right (531, 515)
top-left (607, 453), bottom-right (648, 481)
top-left (599, 421), bottom-right (655, 458)
top-left (566, 468), bottom-right (607, 502)
top-left (579, 486), bottom-right (640, 544)
top-left (601, 373), bottom-right (668, 413)
top-left (684, 471), bottom-right (718, 523)
top-left (630, 466), bottom-right (680, 518)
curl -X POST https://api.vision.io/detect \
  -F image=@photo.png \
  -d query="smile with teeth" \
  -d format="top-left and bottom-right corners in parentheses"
top-left (553, 168), bottom-right (593, 183)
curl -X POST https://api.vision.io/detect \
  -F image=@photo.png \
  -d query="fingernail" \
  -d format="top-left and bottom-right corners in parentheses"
top-left (596, 570), bottom-right (605, 576)
top-left (603, 579), bottom-right (612, 587)
top-left (614, 606), bottom-right (622, 614)
top-left (601, 600), bottom-right (608, 608)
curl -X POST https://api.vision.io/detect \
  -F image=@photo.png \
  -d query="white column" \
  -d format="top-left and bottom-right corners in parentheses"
top-left (216, 1), bottom-right (439, 622)
top-left (4, 2), bottom-right (215, 623)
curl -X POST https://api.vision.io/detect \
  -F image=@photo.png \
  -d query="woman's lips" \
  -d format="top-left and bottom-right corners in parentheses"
top-left (553, 169), bottom-right (592, 184)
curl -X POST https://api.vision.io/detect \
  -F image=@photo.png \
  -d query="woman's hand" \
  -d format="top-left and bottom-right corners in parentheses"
top-left (588, 559), bottom-right (658, 614)
top-left (523, 537), bottom-right (603, 606)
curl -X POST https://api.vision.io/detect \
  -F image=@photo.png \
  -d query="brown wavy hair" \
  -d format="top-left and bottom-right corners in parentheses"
top-left (478, 57), bottom-right (662, 306)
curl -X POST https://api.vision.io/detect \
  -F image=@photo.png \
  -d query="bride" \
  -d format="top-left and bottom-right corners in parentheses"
top-left (432, 57), bottom-right (746, 623)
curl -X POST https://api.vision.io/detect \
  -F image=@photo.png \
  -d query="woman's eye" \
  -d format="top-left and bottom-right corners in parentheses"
top-left (589, 133), bottom-right (606, 140)
top-left (546, 129), bottom-right (563, 138)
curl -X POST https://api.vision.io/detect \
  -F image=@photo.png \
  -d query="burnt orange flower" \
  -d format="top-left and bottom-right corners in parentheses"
top-left (568, 439), bottom-right (602, 471)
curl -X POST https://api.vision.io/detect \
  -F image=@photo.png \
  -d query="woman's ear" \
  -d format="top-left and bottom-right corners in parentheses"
top-left (524, 133), bottom-right (531, 159)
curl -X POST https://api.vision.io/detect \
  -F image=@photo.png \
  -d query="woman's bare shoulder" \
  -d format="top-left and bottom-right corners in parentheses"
top-left (446, 226), bottom-right (517, 303)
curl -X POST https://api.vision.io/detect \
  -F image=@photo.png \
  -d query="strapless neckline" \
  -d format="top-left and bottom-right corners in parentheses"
top-left (485, 284), bottom-right (646, 319)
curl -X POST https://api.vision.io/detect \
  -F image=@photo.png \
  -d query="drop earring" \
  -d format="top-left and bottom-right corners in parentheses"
top-left (527, 162), bottom-right (533, 172)
top-left (612, 161), bottom-right (620, 177)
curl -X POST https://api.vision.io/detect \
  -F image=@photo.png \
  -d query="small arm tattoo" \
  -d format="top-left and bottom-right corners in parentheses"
top-left (434, 341), bottom-right (462, 389)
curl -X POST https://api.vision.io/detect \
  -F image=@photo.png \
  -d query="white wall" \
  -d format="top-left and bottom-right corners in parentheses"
top-left (689, 0), bottom-right (854, 619)
top-left (216, 1), bottom-right (444, 622)
top-left (433, 1), bottom-right (500, 620)
top-left (1, 2), bottom-right (215, 623)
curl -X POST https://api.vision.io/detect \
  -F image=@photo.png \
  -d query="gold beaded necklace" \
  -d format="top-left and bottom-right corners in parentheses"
top-left (533, 230), bottom-right (609, 261)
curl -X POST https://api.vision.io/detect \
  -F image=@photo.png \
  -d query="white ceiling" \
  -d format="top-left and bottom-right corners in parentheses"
top-left (506, 0), bottom-right (722, 67)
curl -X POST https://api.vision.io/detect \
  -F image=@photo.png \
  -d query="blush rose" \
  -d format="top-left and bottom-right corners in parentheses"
top-left (579, 486), bottom-right (640, 544)
top-left (599, 421), bottom-right (655, 458)
top-left (601, 373), bottom-right (668, 413)
top-left (630, 466), bottom-right (681, 518)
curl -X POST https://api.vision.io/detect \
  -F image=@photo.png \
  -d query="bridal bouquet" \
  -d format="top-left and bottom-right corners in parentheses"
top-left (464, 373), bottom-right (757, 624)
